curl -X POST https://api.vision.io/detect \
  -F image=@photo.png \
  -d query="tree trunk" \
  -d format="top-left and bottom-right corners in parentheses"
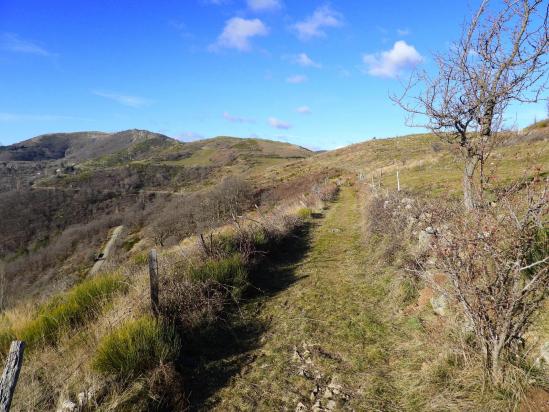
top-left (463, 154), bottom-right (478, 211)
top-left (487, 340), bottom-right (505, 385)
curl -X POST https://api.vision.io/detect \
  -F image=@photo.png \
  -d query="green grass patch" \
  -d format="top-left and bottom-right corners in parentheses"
top-left (296, 207), bottom-right (313, 219)
top-left (16, 274), bottom-right (127, 349)
top-left (132, 252), bottom-right (148, 265)
top-left (525, 118), bottom-right (549, 130)
top-left (187, 254), bottom-right (248, 299)
top-left (121, 236), bottom-right (140, 252)
top-left (92, 315), bottom-right (180, 380)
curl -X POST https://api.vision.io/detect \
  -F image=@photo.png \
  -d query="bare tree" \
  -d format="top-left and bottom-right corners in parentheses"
top-left (424, 179), bottom-right (548, 383)
top-left (393, 0), bottom-right (548, 210)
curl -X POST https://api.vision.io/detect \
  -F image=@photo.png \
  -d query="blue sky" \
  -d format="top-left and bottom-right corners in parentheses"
top-left (0, 0), bottom-right (546, 149)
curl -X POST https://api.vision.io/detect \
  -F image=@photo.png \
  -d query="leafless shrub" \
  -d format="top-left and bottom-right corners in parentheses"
top-left (422, 179), bottom-right (548, 384)
top-left (260, 171), bottom-right (337, 205)
top-left (148, 176), bottom-right (255, 246)
top-left (312, 182), bottom-right (339, 202)
top-left (158, 277), bottom-right (225, 330)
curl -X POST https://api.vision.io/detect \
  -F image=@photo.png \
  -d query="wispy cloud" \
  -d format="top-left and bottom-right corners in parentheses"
top-left (169, 20), bottom-right (194, 39)
top-left (294, 52), bottom-right (321, 68)
top-left (92, 90), bottom-right (151, 108)
top-left (223, 111), bottom-right (255, 123)
top-left (286, 74), bottom-right (307, 84)
top-left (210, 17), bottom-right (269, 52)
top-left (0, 33), bottom-right (55, 57)
top-left (397, 28), bottom-right (411, 36)
top-left (247, 0), bottom-right (282, 12)
top-left (268, 117), bottom-right (292, 129)
top-left (296, 106), bottom-right (312, 114)
top-left (293, 5), bottom-right (343, 41)
top-left (363, 40), bottom-right (422, 78)
top-left (0, 112), bottom-right (88, 122)
top-left (337, 66), bottom-right (352, 78)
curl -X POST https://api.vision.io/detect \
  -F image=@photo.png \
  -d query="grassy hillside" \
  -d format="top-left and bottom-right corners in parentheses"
top-left (0, 123), bottom-right (547, 410)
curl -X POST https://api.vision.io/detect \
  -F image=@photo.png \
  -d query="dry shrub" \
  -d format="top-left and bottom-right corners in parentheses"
top-left (313, 181), bottom-right (339, 202)
top-left (422, 179), bottom-right (548, 384)
top-left (261, 171), bottom-right (337, 205)
top-left (159, 278), bottom-right (225, 330)
top-left (364, 192), bottom-right (418, 266)
top-left (148, 176), bottom-right (255, 246)
top-left (157, 186), bottom-right (313, 332)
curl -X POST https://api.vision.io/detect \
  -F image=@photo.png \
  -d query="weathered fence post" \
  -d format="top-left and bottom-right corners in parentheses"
top-left (148, 249), bottom-right (159, 317)
top-left (0, 340), bottom-right (25, 412)
top-left (396, 169), bottom-right (401, 192)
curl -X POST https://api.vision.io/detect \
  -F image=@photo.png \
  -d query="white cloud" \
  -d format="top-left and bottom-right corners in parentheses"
top-left (295, 53), bottom-right (321, 68)
top-left (363, 40), bottom-right (422, 78)
top-left (296, 106), bottom-right (312, 114)
top-left (247, 0), bottom-right (282, 12)
top-left (286, 74), bottom-right (307, 84)
top-left (268, 117), bottom-right (292, 129)
top-left (293, 5), bottom-right (343, 41)
top-left (92, 91), bottom-right (151, 108)
top-left (0, 33), bottom-right (55, 56)
top-left (210, 17), bottom-right (268, 51)
top-left (397, 28), bottom-right (410, 36)
top-left (223, 111), bottom-right (254, 123)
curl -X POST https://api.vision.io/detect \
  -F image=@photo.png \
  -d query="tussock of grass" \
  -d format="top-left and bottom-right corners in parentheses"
top-left (92, 315), bottom-right (180, 380)
top-left (296, 207), bottom-right (313, 219)
top-left (13, 273), bottom-right (127, 349)
top-left (187, 254), bottom-right (248, 299)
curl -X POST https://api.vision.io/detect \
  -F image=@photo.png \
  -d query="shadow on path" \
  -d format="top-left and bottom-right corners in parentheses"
top-left (182, 222), bottom-right (316, 411)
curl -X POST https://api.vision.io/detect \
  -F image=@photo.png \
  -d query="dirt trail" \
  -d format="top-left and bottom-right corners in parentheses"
top-left (89, 225), bottom-right (123, 276)
top-left (200, 186), bottom-right (402, 411)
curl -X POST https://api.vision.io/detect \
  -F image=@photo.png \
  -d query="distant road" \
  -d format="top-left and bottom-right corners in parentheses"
top-left (89, 225), bottom-right (124, 276)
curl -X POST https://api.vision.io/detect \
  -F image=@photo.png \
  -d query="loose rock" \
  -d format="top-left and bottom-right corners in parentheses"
top-left (430, 294), bottom-right (448, 316)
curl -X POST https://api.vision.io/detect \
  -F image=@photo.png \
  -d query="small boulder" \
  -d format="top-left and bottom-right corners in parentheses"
top-left (295, 402), bottom-right (307, 412)
top-left (536, 342), bottom-right (549, 366)
top-left (57, 400), bottom-right (77, 412)
top-left (430, 294), bottom-right (448, 316)
top-left (418, 230), bottom-right (434, 254)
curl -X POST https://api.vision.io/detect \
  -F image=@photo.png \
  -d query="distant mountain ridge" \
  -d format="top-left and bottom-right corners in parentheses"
top-left (0, 129), bottom-right (314, 193)
top-left (0, 129), bottom-right (173, 162)
top-left (0, 129), bottom-right (313, 164)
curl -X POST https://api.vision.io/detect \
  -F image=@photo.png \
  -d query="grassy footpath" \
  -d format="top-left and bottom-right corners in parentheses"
top-left (202, 185), bottom-right (404, 411)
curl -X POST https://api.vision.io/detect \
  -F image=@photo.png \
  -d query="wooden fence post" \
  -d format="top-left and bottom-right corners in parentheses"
top-left (0, 340), bottom-right (25, 412)
top-left (148, 249), bottom-right (159, 317)
top-left (396, 169), bottom-right (401, 192)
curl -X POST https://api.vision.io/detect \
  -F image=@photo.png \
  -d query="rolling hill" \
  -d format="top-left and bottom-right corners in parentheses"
top-left (0, 122), bottom-right (547, 411)
top-left (0, 130), bottom-right (314, 193)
